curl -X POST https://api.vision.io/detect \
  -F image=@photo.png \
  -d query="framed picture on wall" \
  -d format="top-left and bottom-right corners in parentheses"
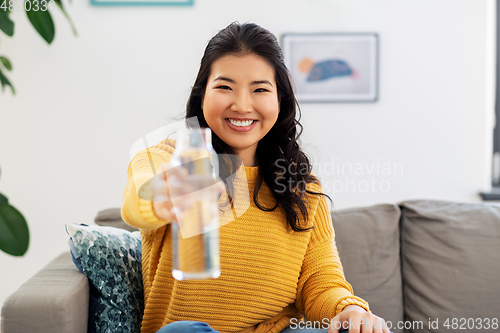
top-left (281, 33), bottom-right (379, 103)
top-left (91, 0), bottom-right (193, 5)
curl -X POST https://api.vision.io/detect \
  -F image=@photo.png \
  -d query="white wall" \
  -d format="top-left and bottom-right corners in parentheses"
top-left (0, 0), bottom-right (495, 311)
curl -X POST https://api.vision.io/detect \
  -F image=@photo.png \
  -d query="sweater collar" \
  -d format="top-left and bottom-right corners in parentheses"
top-left (244, 166), bottom-right (259, 182)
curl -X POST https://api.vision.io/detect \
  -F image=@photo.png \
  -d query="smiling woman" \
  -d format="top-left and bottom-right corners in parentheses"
top-left (121, 21), bottom-right (390, 333)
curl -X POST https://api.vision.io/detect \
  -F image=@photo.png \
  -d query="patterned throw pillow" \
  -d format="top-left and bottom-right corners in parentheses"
top-left (66, 223), bottom-right (144, 333)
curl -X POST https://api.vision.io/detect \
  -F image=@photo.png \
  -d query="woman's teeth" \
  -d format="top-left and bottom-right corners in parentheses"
top-left (228, 119), bottom-right (255, 127)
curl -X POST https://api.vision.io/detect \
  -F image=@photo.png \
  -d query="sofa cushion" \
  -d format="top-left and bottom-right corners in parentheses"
top-left (94, 208), bottom-right (139, 232)
top-left (66, 224), bottom-right (143, 333)
top-left (331, 203), bottom-right (404, 333)
top-left (399, 199), bottom-right (500, 333)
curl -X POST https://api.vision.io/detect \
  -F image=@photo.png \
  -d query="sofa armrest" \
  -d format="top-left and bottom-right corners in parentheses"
top-left (1, 252), bottom-right (89, 333)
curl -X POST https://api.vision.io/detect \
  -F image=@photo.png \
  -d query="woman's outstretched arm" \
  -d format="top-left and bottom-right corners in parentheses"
top-left (121, 139), bottom-right (176, 232)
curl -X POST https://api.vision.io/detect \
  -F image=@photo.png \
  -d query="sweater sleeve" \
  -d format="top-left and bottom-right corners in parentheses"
top-left (295, 183), bottom-right (370, 321)
top-left (121, 138), bottom-right (176, 232)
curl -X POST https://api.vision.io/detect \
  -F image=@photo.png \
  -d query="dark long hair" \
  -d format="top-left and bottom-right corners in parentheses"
top-left (186, 21), bottom-right (332, 231)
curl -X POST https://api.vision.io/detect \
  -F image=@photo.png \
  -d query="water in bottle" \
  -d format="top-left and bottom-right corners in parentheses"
top-left (169, 127), bottom-right (221, 280)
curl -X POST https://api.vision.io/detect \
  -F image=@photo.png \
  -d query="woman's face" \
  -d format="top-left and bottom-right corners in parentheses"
top-left (202, 53), bottom-right (280, 167)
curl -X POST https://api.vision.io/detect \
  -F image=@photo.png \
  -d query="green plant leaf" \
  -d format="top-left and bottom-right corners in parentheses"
top-left (26, 4), bottom-right (55, 44)
top-left (0, 56), bottom-right (12, 71)
top-left (0, 68), bottom-right (16, 95)
top-left (0, 194), bottom-right (29, 256)
top-left (0, 193), bottom-right (7, 206)
top-left (0, 8), bottom-right (15, 36)
top-left (53, 0), bottom-right (77, 36)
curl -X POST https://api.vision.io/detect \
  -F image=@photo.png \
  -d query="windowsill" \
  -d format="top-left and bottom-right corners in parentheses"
top-left (479, 188), bottom-right (500, 201)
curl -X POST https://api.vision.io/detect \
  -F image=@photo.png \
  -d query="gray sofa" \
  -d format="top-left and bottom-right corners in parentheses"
top-left (2, 199), bottom-right (499, 333)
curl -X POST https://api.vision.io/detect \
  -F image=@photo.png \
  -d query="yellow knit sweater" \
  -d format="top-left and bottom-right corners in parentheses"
top-left (121, 138), bottom-right (370, 333)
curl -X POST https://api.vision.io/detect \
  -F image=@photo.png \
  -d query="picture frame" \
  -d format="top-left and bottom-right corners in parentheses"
top-left (90, 0), bottom-right (193, 6)
top-left (281, 33), bottom-right (379, 103)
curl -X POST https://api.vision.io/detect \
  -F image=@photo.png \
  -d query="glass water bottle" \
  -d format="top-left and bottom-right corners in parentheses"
top-left (169, 127), bottom-right (221, 280)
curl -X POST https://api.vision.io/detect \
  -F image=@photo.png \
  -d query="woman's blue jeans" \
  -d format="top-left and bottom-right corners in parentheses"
top-left (155, 321), bottom-right (331, 332)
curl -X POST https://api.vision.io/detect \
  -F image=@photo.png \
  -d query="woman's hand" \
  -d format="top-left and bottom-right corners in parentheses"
top-left (150, 163), bottom-right (186, 221)
top-left (328, 305), bottom-right (390, 333)
top-left (150, 162), bottom-right (224, 222)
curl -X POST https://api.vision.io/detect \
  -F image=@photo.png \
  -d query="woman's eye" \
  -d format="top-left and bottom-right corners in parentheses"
top-left (255, 88), bottom-right (269, 93)
top-left (216, 85), bottom-right (231, 90)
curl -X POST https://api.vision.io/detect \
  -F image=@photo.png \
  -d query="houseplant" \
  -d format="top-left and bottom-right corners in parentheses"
top-left (0, 0), bottom-right (77, 95)
top-left (0, 0), bottom-right (76, 256)
top-left (0, 166), bottom-right (29, 256)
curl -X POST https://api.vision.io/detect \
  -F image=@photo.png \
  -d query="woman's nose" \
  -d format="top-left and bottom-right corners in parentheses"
top-left (230, 92), bottom-right (252, 112)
